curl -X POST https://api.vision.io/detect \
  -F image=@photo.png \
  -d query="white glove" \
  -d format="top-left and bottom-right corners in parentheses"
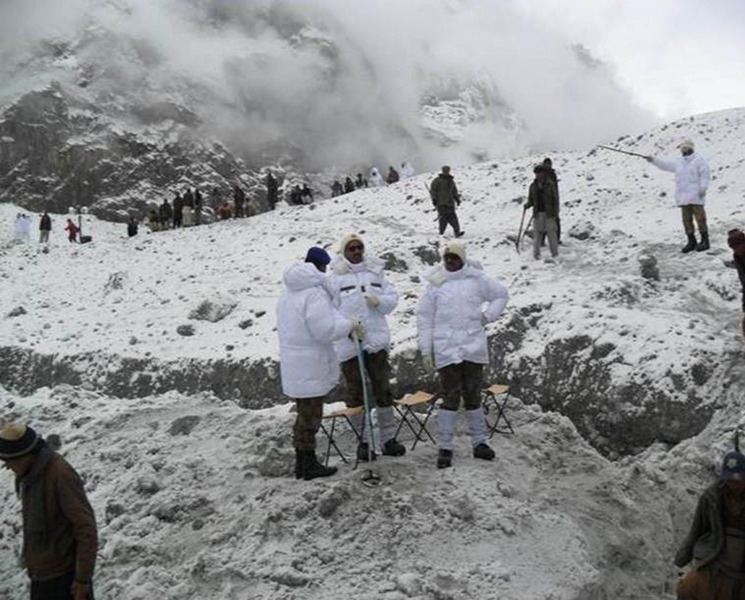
top-left (481, 313), bottom-right (489, 327)
top-left (350, 320), bottom-right (366, 341)
top-left (422, 354), bottom-right (434, 372)
top-left (698, 190), bottom-right (706, 200)
top-left (365, 295), bottom-right (380, 308)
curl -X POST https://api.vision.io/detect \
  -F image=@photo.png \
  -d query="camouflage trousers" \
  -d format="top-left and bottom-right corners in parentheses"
top-left (681, 204), bottom-right (708, 235)
top-left (340, 350), bottom-right (394, 409)
top-left (293, 396), bottom-right (324, 452)
top-left (438, 361), bottom-right (484, 411)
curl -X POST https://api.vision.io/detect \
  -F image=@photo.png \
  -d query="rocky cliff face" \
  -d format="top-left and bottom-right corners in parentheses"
top-left (0, 85), bottom-right (270, 220)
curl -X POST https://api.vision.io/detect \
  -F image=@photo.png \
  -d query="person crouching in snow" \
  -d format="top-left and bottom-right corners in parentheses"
top-left (417, 241), bottom-right (509, 469)
top-left (329, 233), bottom-right (406, 460)
top-left (728, 229), bottom-right (745, 342)
top-left (675, 449), bottom-right (745, 599)
top-left (276, 247), bottom-right (364, 481)
top-left (646, 140), bottom-right (711, 253)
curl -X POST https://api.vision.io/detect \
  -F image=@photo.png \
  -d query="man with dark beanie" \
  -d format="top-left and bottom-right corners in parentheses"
top-left (728, 228), bottom-right (745, 341)
top-left (675, 450), bottom-right (745, 599)
top-left (0, 423), bottom-right (97, 600)
top-left (276, 247), bottom-right (362, 480)
top-left (430, 166), bottom-right (464, 238)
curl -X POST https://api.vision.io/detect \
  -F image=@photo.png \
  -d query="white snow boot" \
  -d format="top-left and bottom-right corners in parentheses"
top-left (466, 408), bottom-right (495, 461)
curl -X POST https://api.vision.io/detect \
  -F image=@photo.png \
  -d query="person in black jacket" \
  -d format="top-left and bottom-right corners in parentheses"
top-left (127, 216), bottom-right (138, 237)
top-left (344, 177), bottom-right (355, 194)
top-left (172, 193), bottom-right (183, 228)
top-left (728, 229), bottom-right (745, 341)
top-left (675, 450), bottom-right (745, 599)
top-left (266, 172), bottom-right (278, 209)
top-left (525, 165), bottom-right (559, 260)
top-left (541, 157), bottom-right (561, 245)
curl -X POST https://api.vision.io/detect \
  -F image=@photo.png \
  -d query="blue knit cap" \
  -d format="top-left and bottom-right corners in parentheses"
top-left (305, 247), bottom-right (331, 267)
top-left (721, 451), bottom-right (745, 481)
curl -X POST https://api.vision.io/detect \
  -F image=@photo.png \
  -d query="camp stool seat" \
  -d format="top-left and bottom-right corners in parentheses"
top-left (393, 391), bottom-right (438, 451)
top-left (482, 384), bottom-right (515, 438)
top-left (320, 406), bottom-right (364, 466)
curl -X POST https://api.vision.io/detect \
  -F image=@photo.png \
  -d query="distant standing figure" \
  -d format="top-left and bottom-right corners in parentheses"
top-left (218, 201), bottom-right (233, 220)
top-left (355, 173), bottom-right (368, 189)
top-left (64, 219), bottom-right (79, 243)
top-left (266, 172), bottom-right (278, 209)
top-left (127, 216), bottom-right (138, 237)
top-left (289, 185), bottom-right (302, 206)
top-left (344, 177), bottom-right (355, 194)
top-left (159, 199), bottom-right (172, 230)
top-left (182, 205), bottom-right (195, 227)
top-left (39, 211), bottom-right (52, 243)
top-left (183, 188), bottom-right (195, 209)
top-left (300, 184), bottom-right (314, 204)
top-left (369, 167), bottom-right (385, 188)
top-left (541, 157), bottom-right (561, 245)
top-left (194, 189), bottom-right (203, 225)
top-left (430, 165), bottom-right (463, 238)
top-left (646, 140), bottom-right (711, 253)
top-left (0, 423), bottom-right (98, 600)
top-left (386, 166), bottom-right (399, 184)
top-left (331, 180), bottom-right (343, 197)
top-left (210, 187), bottom-right (221, 211)
top-left (525, 164), bottom-right (559, 261)
top-left (172, 193), bottom-right (184, 228)
top-left (233, 185), bottom-right (246, 218)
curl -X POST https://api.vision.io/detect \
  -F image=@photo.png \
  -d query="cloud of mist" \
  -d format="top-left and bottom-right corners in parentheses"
top-left (0, 0), bottom-right (657, 172)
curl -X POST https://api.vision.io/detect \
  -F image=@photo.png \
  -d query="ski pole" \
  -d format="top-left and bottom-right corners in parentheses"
top-left (354, 335), bottom-right (381, 486)
top-left (515, 206), bottom-right (527, 253)
top-left (518, 214), bottom-right (534, 253)
top-left (597, 145), bottom-right (648, 159)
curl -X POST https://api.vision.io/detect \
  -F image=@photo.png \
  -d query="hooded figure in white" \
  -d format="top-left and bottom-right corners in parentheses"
top-left (646, 140), bottom-right (711, 252)
top-left (329, 233), bottom-right (406, 459)
top-left (369, 167), bottom-right (386, 188)
top-left (277, 247), bottom-right (357, 480)
top-left (400, 162), bottom-right (415, 180)
top-left (417, 241), bottom-right (509, 469)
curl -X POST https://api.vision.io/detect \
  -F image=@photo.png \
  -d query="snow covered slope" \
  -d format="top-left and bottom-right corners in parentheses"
top-left (1, 107), bottom-right (745, 599)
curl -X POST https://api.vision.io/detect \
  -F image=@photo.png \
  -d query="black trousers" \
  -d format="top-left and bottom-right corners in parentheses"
top-left (31, 573), bottom-right (94, 600)
top-left (437, 208), bottom-right (461, 235)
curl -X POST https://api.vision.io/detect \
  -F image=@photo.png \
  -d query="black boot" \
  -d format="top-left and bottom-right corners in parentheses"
top-left (696, 232), bottom-right (710, 252)
top-left (356, 442), bottom-right (377, 463)
top-left (295, 449), bottom-right (306, 480)
top-left (473, 443), bottom-right (495, 461)
top-left (382, 438), bottom-right (406, 457)
top-left (437, 449), bottom-right (453, 469)
top-left (302, 452), bottom-right (337, 481)
top-left (682, 233), bottom-right (697, 253)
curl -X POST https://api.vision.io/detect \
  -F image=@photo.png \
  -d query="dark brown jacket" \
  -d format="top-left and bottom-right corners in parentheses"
top-left (19, 447), bottom-right (98, 582)
top-left (430, 174), bottom-right (459, 209)
top-left (675, 483), bottom-right (724, 569)
top-left (526, 179), bottom-right (559, 219)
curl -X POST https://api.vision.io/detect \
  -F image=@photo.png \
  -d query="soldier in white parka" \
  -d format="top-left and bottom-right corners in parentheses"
top-left (417, 241), bottom-right (509, 469)
top-left (329, 233), bottom-right (406, 461)
top-left (277, 247), bottom-right (364, 480)
top-left (646, 140), bottom-right (711, 253)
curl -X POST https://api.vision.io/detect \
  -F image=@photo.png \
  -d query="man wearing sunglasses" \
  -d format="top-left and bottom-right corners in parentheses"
top-left (330, 233), bottom-right (406, 460)
top-left (417, 241), bottom-right (509, 469)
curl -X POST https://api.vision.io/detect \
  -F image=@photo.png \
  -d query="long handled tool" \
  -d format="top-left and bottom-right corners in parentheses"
top-left (517, 213), bottom-right (533, 254)
top-left (597, 145), bottom-right (648, 159)
top-left (515, 207), bottom-right (527, 253)
top-left (353, 335), bottom-right (381, 487)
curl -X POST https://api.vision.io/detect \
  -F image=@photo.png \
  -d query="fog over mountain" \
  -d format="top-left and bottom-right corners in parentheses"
top-left (0, 0), bottom-right (655, 173)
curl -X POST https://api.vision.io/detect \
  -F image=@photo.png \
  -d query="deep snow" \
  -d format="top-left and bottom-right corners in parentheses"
top-left (2, 107), bottom-right (745, 599)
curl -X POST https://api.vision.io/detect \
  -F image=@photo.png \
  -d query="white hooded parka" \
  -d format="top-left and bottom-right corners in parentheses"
top-left (276, 262), bottom-right (352, 398)
top-left (652, 153), bottom-right (711, 206)
top-left (417, 261), bottom-right (509, 369)
top-left (329, 255), bottom-right (398, 362)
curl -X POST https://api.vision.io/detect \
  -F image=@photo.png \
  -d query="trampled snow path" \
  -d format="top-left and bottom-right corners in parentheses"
top-left (2, 107), bottom-right (745, 598)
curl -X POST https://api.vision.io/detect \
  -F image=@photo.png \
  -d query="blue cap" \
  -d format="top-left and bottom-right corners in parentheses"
top-left (305, 247), bottom-right (331, 267)
top-left (721, 452), bottom-right (745, 481)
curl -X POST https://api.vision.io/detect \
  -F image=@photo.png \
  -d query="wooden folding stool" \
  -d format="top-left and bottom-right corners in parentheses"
top-left (393, 391), bottom-right (438, 451)
top-left (320, 406), bottom-right (363, 466)
top-left (482, 384), bottom-right (515, 438)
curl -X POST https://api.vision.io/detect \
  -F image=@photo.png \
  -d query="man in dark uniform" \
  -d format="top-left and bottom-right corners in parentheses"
top-left (429, 166), bottom-right (463, 238)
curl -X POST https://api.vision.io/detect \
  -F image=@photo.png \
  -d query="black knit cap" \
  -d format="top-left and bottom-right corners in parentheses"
top-left (0, 423), bottom-right (40, 460)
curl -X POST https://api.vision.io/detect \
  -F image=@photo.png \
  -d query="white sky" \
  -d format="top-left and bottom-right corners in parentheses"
top-left (511, 0), bottom-right (745, 120)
